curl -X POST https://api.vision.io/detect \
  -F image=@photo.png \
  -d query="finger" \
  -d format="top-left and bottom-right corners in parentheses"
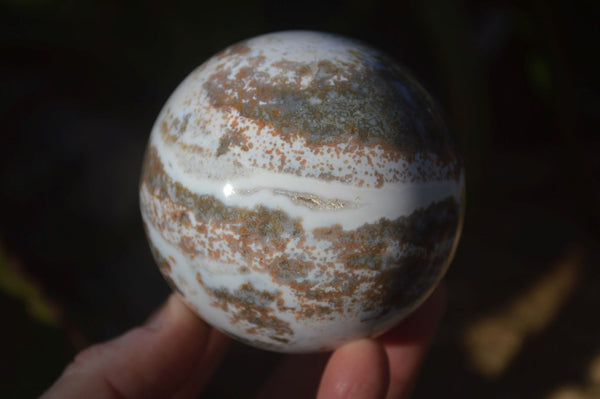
top-left (317, 339), bottom-right (390, 399)
top-left (379, 284), bottom-right (447, 399)
top-left (42, 294), bottom-right (221, 399)
top-left (255, 353), bottom-right (329, 399)
top-left (172, 327), bottom-right (230, 399)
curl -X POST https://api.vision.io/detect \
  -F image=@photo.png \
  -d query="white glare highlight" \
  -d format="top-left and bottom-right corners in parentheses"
top-left (223, 183), bottom-right (234, 198)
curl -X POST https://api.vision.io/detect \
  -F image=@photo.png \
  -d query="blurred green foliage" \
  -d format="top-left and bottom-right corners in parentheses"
top-left (0, 246), bottom-right (59, 326)
top-left (0, 247), bottom-right (73, 398)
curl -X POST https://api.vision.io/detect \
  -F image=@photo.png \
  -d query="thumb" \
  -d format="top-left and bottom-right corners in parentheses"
top-left (42, 294), bottom-right (216, 399)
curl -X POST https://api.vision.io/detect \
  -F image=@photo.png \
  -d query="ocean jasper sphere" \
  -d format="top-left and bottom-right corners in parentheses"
top-left (140, 31), bottom-right (465, 353)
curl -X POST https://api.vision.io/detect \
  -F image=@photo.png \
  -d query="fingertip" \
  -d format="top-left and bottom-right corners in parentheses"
top-left (317, 339), bottom-right (389, 399)
top-left (160, 294), bottom-right (207, 332)
top-left (380, 284), bottom-right (447, 399)
top-left (171, 326), bottom-right (230, 399)
top-left (380, 283), bottom-right (447, 344)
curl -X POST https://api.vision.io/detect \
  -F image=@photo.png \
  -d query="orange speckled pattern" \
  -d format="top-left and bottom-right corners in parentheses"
top-left (139, 31), bottom-right (465, 352)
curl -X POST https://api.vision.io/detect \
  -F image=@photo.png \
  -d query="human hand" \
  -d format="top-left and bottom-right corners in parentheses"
top-left (42, 285), bottom-right (445, 399)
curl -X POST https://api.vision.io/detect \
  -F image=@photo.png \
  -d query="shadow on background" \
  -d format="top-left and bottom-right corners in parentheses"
top-left (0, 0), bottom-right (598, 397)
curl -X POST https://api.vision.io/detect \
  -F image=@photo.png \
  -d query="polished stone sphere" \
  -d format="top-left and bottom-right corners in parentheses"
top-left (140, 31), bottom-right (464, 353)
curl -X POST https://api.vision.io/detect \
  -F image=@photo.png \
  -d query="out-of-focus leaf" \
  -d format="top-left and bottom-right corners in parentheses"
top-left (0, 246), bottom-right (60, 326)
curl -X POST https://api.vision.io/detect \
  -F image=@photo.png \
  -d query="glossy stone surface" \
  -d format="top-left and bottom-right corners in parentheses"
top-left (140, 31), bottom-right (465, 353)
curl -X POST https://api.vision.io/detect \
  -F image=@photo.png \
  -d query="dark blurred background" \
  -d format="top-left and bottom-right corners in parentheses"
top-left (1, 0), bottom-right (599, 398)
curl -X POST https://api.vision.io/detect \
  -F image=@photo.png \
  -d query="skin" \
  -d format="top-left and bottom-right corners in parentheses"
top-left (42, 284), bottom-right (446, 399)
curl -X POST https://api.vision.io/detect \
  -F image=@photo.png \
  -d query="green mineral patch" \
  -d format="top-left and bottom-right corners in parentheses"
top-left (203, 51), bottom-right (459, 162)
